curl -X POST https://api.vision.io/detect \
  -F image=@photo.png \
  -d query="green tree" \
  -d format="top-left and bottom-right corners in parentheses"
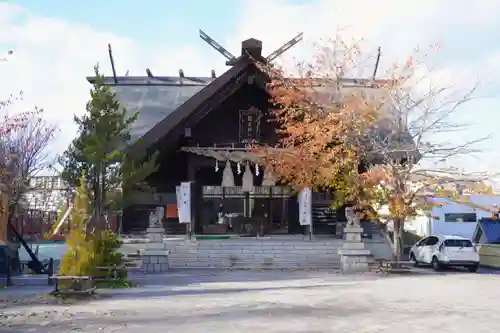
top-left (59, 65), bottom-right (158, 225)
top-left (60, 173), bottom-right (126, 282)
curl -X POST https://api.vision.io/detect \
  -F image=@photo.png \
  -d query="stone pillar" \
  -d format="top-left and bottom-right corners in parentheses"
top-left (140, 208), bottom-right (170, 273)
top-left (338, 207), bottom-right (371, 273)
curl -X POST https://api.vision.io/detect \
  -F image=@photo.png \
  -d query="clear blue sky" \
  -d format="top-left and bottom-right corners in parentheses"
top-left (8, 0), bottom-right (243, 46)
top-left (7, 0), bottom-right (311, 47)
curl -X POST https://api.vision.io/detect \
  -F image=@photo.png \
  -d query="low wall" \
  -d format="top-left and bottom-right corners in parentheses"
top-left (477, 244), bottom-right (500, 269)
top-left (364, 239), bottom-right (392, 260)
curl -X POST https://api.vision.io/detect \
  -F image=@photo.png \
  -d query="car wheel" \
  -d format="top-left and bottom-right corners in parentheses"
top-left (432, 256), bottom-right (442, 271)
top-left (467, 265), bottom-right (479, 273)
top-left (410, 253), bottom-right (418, 267)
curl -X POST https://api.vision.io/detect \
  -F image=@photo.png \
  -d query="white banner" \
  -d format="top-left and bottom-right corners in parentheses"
top-left (175, 185), bottom-right (182, 219)
top-left (299, 188), bottom-right (312, 226)
top-left (178, 182), bottom-right (192, 224)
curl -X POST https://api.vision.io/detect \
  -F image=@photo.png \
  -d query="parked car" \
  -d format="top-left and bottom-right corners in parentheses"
top-left (409, 235), bottom-right (480, 272)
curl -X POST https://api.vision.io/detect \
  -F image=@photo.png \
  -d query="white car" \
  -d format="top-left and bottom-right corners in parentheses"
top-left (409, 235), bottom-right (480, 272)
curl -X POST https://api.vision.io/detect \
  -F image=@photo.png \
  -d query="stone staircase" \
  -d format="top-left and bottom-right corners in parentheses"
top-left (167, 238), bottom-right (342, 269)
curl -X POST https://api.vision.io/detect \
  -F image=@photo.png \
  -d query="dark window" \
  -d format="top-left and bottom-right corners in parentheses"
top-left (426, 237), bottom-right (439, 246)
top-left (444, 239), bottom-right (473, 247)
top-left (444, 213), bottom-right (476, 222)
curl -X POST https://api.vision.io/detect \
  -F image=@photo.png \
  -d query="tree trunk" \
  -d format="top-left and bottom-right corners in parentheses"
top-left (92, 167), bottom-right (101, 232)
top-left (392, 219), bottom-right (403, 262)
top-left (100, 168), bottom-right (106, 222)
top-left (379, 225), bottom-right (395, 260)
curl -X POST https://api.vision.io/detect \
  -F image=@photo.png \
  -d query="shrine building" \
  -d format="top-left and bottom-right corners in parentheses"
top-left (87, 32), bottom-right (414, 237)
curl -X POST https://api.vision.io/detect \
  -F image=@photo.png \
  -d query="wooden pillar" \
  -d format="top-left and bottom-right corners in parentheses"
top-left (268, 187), bottom-right (273, 234)
top-left (187, 154), bottom-right (196, 181)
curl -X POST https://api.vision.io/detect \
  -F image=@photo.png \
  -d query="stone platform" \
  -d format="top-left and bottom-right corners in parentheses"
top-left (140, 227), bottom-right (170, 273)
top-left (338, 226), bottom-right (372, 273)
top-left (141, 252), bottom-right (170, 273)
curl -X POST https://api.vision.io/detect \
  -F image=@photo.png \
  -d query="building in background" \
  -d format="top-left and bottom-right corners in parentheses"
top-left (409, 195), bottom-right (500, 240)
top-left (23, 176), bottom-right (71, 212)
top-left (12, 176), bottom-right (71, 241)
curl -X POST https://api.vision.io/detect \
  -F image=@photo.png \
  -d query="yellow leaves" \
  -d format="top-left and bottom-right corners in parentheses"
top-left (59, 174), bottom-right (123, 278)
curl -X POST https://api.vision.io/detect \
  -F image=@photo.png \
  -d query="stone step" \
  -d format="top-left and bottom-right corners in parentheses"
top-left (189, 248), bottom-right (340, 252)
top-left (193, 242), bottom-right (340, 247)
top-left (169, 262), bottom-right (341, 269)
top-left (169, 260), bottom-right (341, 266)
top-left (216, 238), bottom-right (338, 241)
top-left (170, 253), bottom-right (342, 258)
top-left (175, 251), bottom-right (340, 255)
top-left (192, 248), bottom-right (338, 253)
top-left (171, 253), bottom-right (340, 258)
top-left (169, 254), bottom-right (341, 260)
top-left (169, 258), bottom-right (341, 265)
top-left (193, 243), bottom-right (341, 247)
top-left (169, 260), bottom-right (340, 265)
top-left (168, 240), bottom-right (343, 271)
top-left (174, 249), bottom-right (341, 253)
top-left (172, 250), bottom-right (340, 256)
top-left (169, 253), bottom-right (340, 260)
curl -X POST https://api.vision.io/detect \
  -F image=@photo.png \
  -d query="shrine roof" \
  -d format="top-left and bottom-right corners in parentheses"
top-left (89, 76), bottom-right (213, 86)
top-left (86, 68), bottom-right (416, 161)
top-left (86, 76), bottom-right (213, 143)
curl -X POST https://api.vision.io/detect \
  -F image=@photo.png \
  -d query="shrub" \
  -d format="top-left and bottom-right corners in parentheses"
top-left (59, 174), bottom-right (93, 277)
top-left (59, 174), bottom-right (126, 283)
top-left (88, 229), bottom-right (126, 280)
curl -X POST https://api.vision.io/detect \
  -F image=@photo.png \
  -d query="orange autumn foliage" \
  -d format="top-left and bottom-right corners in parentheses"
top-left (254, 34), bottom-right (484, 260)
top-left (255, 36), bottom-right (402, 203)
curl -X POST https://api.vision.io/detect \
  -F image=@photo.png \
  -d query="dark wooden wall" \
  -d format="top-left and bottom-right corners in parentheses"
top-left (123, 81), bottom-right (277, 232)
top-left (190, 82), bottom-right (277, 146)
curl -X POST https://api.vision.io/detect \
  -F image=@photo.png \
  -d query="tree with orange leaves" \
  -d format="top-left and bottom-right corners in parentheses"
top-left (256, 34), bottom-right (488, 260)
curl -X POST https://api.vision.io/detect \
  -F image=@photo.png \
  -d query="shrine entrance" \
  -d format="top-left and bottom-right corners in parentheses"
top-left (180, 146), bottom-right (300, 236)
top-left (199, 185), bottom-right (299, 235)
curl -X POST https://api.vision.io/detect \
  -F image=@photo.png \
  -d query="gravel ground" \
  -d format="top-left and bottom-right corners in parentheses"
top-left (0, 269), bottom-right (498, 333)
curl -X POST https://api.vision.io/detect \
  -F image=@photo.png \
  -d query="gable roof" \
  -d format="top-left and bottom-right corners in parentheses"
top-left (477, 219), bottom-right (500, 243)
top-left (105, 58), bottom-right (252, 158)
top-left (87, 76), bottom-right (212, 144)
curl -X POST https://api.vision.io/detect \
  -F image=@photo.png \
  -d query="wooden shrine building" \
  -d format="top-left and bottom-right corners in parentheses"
top-left (88, 32), bottom-right (415, 236)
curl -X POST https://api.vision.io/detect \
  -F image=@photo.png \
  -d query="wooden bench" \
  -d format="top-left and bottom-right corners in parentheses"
top-left (94, 265), bottom-right (125, 281)
top-left (50, 275), bottom-right (95, 296)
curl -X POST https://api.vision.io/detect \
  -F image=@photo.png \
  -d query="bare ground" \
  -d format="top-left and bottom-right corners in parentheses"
top-left (0, 269), bottom-right (498, 333)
